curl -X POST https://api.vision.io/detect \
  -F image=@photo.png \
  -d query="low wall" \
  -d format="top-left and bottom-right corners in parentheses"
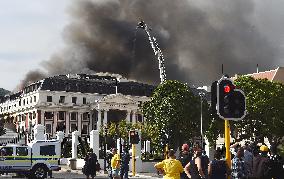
top-left (141, 161), bottom-right (157, 173)
top-left (60, 158), bottom-right (159, 173)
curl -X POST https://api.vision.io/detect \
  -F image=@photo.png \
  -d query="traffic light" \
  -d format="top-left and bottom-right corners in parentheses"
top-left (129, 130), bottom-right (140, 144)
top-left (217, 77), bottom-right (246, 120)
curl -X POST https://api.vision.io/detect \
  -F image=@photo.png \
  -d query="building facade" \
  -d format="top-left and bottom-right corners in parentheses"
top-left (0, 74), bottom-right (155, 138)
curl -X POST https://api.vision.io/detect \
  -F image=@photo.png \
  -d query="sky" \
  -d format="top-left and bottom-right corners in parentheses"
top-left (0, 0), bottom-right (284, 91)
top-left (0, 0), bottom-right (69, 90)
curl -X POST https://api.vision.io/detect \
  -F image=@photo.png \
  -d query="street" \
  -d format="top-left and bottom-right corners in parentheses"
top-left (0, 169), bottom-right (162, 179)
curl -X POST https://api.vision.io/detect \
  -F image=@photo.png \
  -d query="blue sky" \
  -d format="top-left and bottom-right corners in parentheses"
top-left (0, 0), bottom-right (69, 90)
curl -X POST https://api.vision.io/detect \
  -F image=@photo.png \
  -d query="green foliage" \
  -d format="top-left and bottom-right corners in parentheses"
top-left (234, 76), bottom-right (284, 143)
top-left (0, 115), bottom-right (6, 136)
top-left (77, 137), bottom-right (91, 159)
top-left (142, 80), bottom-right (212, 151)
top-left (0, 88), bottom-right (10, 96)
top-left (61, 141), bottom-right (72, 158)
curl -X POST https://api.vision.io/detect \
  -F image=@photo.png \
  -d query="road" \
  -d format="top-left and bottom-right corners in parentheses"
top-left (0, 170), bottom-right (162, 179)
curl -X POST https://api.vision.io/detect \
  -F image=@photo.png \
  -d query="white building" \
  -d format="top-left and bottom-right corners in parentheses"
top-left (0, 74), bottom-right (154, 139)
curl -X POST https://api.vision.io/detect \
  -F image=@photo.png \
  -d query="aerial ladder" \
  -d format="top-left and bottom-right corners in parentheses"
top-left (137, 21), bottom-right (167, 83)
top-left (137, 21), bottom-right (169, 160)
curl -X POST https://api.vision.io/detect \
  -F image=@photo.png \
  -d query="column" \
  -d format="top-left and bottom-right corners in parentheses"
top-left (56, 131), bottom-right (65, 142)
top-left (40, 110), bottom-right (45, 125)
top-left (89, 111), bottom-right (93, 132)
top-left (78, 112), bottom-right (82, 134)
top-left (126, 110), bottom-right (131, 122)
top-left (132, 111), bottom-right (136, 124)
top-left (34, 124), bottom-right (45, 141)
top-left (90, 130), bottom-right (99, 158)
top-left (103, 110), bottom-right (108, 126)
top-left (72, 131), bottom-right (80, 159)
top-left (97, 110), bottom-right (102, 130)
top-left (65, 111), bottom-right (70, 137)
top-left (53, 111), bottom-right (58, 137)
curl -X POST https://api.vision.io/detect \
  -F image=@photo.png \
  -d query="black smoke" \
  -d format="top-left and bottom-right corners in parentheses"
top-left (23, 0), bottom-right (280, 87)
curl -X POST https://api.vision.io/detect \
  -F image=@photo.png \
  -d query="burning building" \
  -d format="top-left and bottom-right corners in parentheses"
top-left (0, 73), bottom-right (155, 139)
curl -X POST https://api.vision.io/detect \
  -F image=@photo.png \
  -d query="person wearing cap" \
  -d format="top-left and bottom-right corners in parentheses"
top-left (155, 149), bottom-right (184, 179)
top-left (184, 147), bottom-right (206, 179)
top-left (251, 145), bottom-right (272, 179)
top-left (111, 148), bottom-right (121, 179)
top-left (178, 144), bottom-right (192, 179)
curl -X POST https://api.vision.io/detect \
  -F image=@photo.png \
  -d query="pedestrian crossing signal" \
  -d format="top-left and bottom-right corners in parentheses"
top-left (129, 130), bottom-right (140, 144)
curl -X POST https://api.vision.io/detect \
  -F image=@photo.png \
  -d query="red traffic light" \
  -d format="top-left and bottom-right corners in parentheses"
top-left (130, 131), bottom-right (135, 136)
top-left (224, 85), bottom-right (231, 93)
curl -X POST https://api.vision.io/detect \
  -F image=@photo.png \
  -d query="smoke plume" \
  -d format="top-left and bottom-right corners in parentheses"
top-left (23, 0), bottom-right (280, 87)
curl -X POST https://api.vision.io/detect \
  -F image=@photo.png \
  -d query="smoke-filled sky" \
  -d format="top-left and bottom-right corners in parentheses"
top-left (1, 0), bottom-right (284, 91)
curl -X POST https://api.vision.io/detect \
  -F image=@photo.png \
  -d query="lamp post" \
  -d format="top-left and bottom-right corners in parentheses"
top-left (199, 92), bottom-right (205, 149)
top-left (104, 125), bottom-right (108, 172)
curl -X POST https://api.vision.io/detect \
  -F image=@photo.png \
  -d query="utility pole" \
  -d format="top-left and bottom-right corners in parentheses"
top-left (199, 92), bottom-right (205, 148)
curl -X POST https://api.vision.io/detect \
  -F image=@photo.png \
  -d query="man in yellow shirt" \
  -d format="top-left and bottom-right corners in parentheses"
top-left (111, 148), bottom-right (120, 179)
top-left (155, 149), bottom-right (184, 179)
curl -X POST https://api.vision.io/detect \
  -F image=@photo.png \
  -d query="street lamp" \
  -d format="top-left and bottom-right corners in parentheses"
top-left (104, 125), bottom-right (108, 172)
top-left (199, 92), bottom-right (205, 149)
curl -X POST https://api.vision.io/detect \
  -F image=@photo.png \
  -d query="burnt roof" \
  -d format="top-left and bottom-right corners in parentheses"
top-left (40, 74), bottom-right (155, 96)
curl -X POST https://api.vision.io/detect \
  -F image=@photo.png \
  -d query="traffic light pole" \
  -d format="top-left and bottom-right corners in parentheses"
top-left (132, 144), bottom-right (136, 176)
top-left (225, 119), bottom-right (231, 169)
top-left (165, 144), bottom-right (169, 159)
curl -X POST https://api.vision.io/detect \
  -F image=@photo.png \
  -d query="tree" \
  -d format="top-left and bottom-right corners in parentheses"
top-left (234, 76), bottom-right (284, 145)
top-left (142, 80), bottom-right (212, 151)
top-left (0, 114), bottom-right (6, 136)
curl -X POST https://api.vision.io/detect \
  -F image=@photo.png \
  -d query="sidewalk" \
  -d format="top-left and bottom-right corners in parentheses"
top-left (59, 165), bottom-right (162, 178)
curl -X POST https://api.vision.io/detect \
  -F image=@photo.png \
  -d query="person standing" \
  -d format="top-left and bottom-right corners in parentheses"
top-left (243, 143), bottom-right (253, 176)
top-left (269, 145), bottom-right (283, 179)
top-left (111, 148), bottom-right (121, 179)
top-left (88, 151), bottom-right (98, 179)
top-left (251, 145), bottom-right (271, 179)
top-left (120, 147), bottom-right (130, 179)
top-left (178, 144), bottom-right (192, 179)
top-left (208, 150), bottom-right (231, 179)
top-left (231, 147), bottom-right (249, 179)
top-left (184, 147), bottom-right (206, 179)
top-left (155, 149), bottom-right (184, 179)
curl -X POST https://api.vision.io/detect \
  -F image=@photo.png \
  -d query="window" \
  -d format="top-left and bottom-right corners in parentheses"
top-left (30, 97), bottom-right (32, 103)
top-left (58, 111), bottom-right (65, 121)
top-left (83, 113), bottom-right (89, 121)
top-left (19, 100), bottom-right (21, 106)
top-left (83, 97), bottom-right (86, 104)
top-left (70, 123), bottom-right (77, 132)
top-left (59, 96), bottom-right (65, 103)
top-left (0, 147), bottom-right (13, 156)
top-left (40, 145), bottom-right (55, 156)
top-left (82, 124), bottom-right (88, 134)
top-left (56, 122), bottom-right (65, 132)
top-left (45, 124), bottom-right (52, 133)
top-left (47, 96), bottom-right (52, 102)
top-left (45, 112), bottom-right (53, 119)
top-left (72, 97), bottom-right (77, 104)
top-left (71, 112), bottom-right (77, 121)
top-left (16, 147), bottom-right (28, 156)
top-left (34, 96), bottom-right (36, 102)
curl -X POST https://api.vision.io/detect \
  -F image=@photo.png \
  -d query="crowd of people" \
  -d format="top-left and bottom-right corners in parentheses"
top-left (82, 142), bottom-right (283, 179)
top-left (154, 142), bottom-right (284, 179)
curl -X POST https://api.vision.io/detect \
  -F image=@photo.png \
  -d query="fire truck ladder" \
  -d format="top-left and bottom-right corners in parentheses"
top-left (137, 21), bottom-right (167, 83)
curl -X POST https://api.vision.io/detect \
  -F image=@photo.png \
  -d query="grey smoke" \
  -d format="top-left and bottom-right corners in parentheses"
top-left (22, 0), bottom-right (280, 87)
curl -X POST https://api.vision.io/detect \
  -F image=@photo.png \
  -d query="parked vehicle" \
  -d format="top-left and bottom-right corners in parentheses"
top-left (0, 139), bottom-right (61, 178)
